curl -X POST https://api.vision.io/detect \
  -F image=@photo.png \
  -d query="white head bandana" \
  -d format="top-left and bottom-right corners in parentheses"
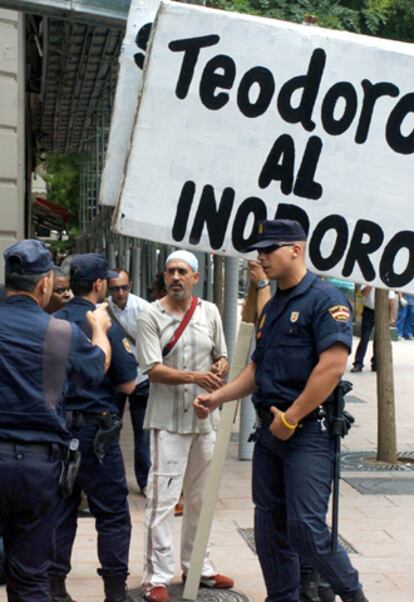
top-left (165, 250), bottom-right (199, 272)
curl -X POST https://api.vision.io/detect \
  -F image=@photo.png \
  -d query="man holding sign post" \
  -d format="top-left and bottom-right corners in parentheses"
top-left (195, 219), bottom-right (368, 602)
top-left (136, 250), bottom-right (233, 602)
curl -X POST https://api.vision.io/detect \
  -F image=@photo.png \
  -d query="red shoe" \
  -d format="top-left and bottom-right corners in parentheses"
top-left (182, 573), bottom-right (234, 589)
top-left (174, 503), bottom-right (184, 517)
top-left (143, 585), bottom-right (170, 602)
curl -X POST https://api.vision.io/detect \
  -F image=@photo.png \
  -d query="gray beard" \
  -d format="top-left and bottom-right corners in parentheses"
top-left (168, 288), bottom-right (187, 300)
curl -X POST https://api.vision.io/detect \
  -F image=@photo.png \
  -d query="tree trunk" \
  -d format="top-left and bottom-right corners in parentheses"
top-left (375, 288), bottom-right (397, 463)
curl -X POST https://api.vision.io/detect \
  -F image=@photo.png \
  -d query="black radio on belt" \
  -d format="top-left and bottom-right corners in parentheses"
top-left (59, 438), bottom-right (81, 497)
top-left (93, 413), bottom-right (123, 464)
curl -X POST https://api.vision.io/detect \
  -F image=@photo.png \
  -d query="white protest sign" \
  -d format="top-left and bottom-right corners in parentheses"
top-left (113, 1), bottom-right (414, 291)
top-left (99, 0), bottom-right (159, 206)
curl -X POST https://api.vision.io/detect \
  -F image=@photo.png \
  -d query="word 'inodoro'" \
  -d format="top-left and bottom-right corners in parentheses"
top-left (172, 181), bottom-right (414, 289)
top-left (169, 35), bottom-right (414, 155)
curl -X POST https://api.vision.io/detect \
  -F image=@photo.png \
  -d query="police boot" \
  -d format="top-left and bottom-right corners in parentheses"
top-left (49, 575), bottom-right (78, 602)
top-left (103, 575), bottom-right (134, 602)
top-left (318, 577), bottom-right (336, 602)
top-left (340, 590), bottom-right (369, 602)
top-left (300, 571), bottom-right (321, 602)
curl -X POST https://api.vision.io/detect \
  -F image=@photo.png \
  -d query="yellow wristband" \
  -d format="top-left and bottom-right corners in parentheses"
top-left (280, 412), bottom-right (297, 431)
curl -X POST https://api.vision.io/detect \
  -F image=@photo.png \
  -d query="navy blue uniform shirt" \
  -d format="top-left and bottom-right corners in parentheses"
top-left (55, 297), bottom-right (137, 414)
top-left (252, 271), bottom-right (352, 410)
top-left (0, 295), bottom-right (106, 445)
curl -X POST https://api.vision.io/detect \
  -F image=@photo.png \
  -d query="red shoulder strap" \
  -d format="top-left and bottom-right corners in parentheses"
top-left (162, 297), bottom-right (199, 357)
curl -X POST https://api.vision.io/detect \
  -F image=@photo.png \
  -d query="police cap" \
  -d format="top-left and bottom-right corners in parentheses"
top-left (4, 239), bottom-right (55, 275)
top-left (245, 219), bottom-right (307, 251)
top-left (70, 253), bottom-right (118, 281)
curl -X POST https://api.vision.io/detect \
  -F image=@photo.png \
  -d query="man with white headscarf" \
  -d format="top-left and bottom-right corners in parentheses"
top-left (137, 250), bottom-right (234, 602)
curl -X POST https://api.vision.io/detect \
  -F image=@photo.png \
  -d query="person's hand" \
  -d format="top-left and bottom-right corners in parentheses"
top-left (86, 304), bottom-right (111, 333)
top-left (211, 357), bottom-right (229, 378)
top-left (193, 394), bottom-right (221, 419)
top-left (248, 260), bottom-right (267, 285)
top-left (193, 371), bottom-right (224, 392)
top-left (268, 406), bottom-right (297, 441)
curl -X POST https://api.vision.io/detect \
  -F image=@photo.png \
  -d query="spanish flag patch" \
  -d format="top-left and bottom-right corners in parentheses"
top-left (328, 305), bottom-right (350, 322)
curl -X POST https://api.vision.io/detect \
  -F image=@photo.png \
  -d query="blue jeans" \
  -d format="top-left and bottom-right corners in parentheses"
top-left (0, 443), bottom-right (62, 602)
top-left (117, 381), bottom-right (151, 491)
top-left (252, 421), bottom-right (361, 602)
top-left (50, 424), bottom-right (131, 579)
top-left (397, 304), bottom-right (414, 338)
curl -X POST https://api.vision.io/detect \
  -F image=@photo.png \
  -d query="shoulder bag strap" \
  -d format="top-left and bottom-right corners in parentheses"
top-left (106, 303), bottom-right (136, 347)
top-left (162, 296), bottom-right (198, 357)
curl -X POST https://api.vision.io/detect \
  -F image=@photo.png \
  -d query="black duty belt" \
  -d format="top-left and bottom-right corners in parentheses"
top-left (256, 406), bottom-right (324, 428)
top-left (0, 441), bottom-right (62, 456)
top-left (66, 411), bottom-right (104, 430)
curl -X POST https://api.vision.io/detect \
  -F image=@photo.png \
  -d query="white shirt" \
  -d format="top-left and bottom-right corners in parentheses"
top-left (362, 286), bottom-right (395, 310)
top-left (108, 292), bottom-right (151, 385)
top-left (137, 299), bottom-right (227, 434)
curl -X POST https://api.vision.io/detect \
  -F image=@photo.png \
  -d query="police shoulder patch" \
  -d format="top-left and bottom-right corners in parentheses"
top-left (122, 337), bottom-right (132, 353)
top-left (328, 305), bottom-right (350, 322)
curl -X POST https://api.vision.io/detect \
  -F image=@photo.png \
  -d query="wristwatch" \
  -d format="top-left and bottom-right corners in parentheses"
top-left (256, 279), bottom-right (270, 290)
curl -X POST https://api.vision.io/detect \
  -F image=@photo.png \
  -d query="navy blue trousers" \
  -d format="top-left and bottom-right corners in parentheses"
top-left (50, 425), bottom-right (131, 579)
top-left (252, 421), bottom-right (361, 602)
top-left (353, 306), bottom-right (375, 369)
top-left (117, 382), bottom-right (150, 491)
top-left (0, 536), bottom-right (5, 583)
top-left (0, 444), bottom-right (62, 602)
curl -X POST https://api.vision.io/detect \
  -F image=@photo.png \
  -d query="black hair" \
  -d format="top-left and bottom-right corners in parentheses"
top-left (153, 272), bottom-right (165, 290)
top-left (70, 278), bottom-right (95, 296)
top-left (5, 271), bottom-right (46, 293)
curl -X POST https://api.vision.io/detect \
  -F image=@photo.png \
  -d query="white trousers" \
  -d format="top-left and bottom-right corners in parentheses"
top-left (143, 429), bottom-right (217, 587)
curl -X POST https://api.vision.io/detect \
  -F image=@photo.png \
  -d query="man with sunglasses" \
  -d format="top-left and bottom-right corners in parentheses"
top-left (108, 269), bottom-right (151, 495)
top-left (195, 219), bottom-right (368, 602)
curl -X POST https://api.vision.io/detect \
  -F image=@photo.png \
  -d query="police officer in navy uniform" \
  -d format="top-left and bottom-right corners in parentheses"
top-left (194, 220), bottom-right (368, 602)
top-left (49, 253), bottom-right (137, 602)
top-left (0, 240), bottom-right (110, 602)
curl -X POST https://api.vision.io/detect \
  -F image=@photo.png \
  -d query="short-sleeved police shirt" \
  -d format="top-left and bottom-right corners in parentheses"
top-left (0, 295), bottom-right (106, 444)
top-left (252, 271), bottom-right (352, 410)
top-left (55, 297), bottom-right (137, 414)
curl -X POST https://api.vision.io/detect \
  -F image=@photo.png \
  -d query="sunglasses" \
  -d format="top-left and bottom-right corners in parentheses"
top-left (53, 287), bottom-right (71, 295)
top-left (258, 243), bottom-right (295, 254)
top-left (109, 284), bottom-right (130, 293)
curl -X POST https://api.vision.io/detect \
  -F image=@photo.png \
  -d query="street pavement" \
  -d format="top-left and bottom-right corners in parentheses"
top-left (2, 335), bottom-right (413, 601)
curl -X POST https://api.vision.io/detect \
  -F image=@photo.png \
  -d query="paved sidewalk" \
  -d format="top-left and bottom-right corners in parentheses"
top-left (2, 336), bottom-right (413, 601)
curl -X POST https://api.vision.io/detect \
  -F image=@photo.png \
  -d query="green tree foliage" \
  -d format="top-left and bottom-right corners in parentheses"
top-left (382, 0), bottom-right (414, 41)
top-left (43, 153), bottom-right (80, 233)
top-left (207, 0), bottom-right (413, 40)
